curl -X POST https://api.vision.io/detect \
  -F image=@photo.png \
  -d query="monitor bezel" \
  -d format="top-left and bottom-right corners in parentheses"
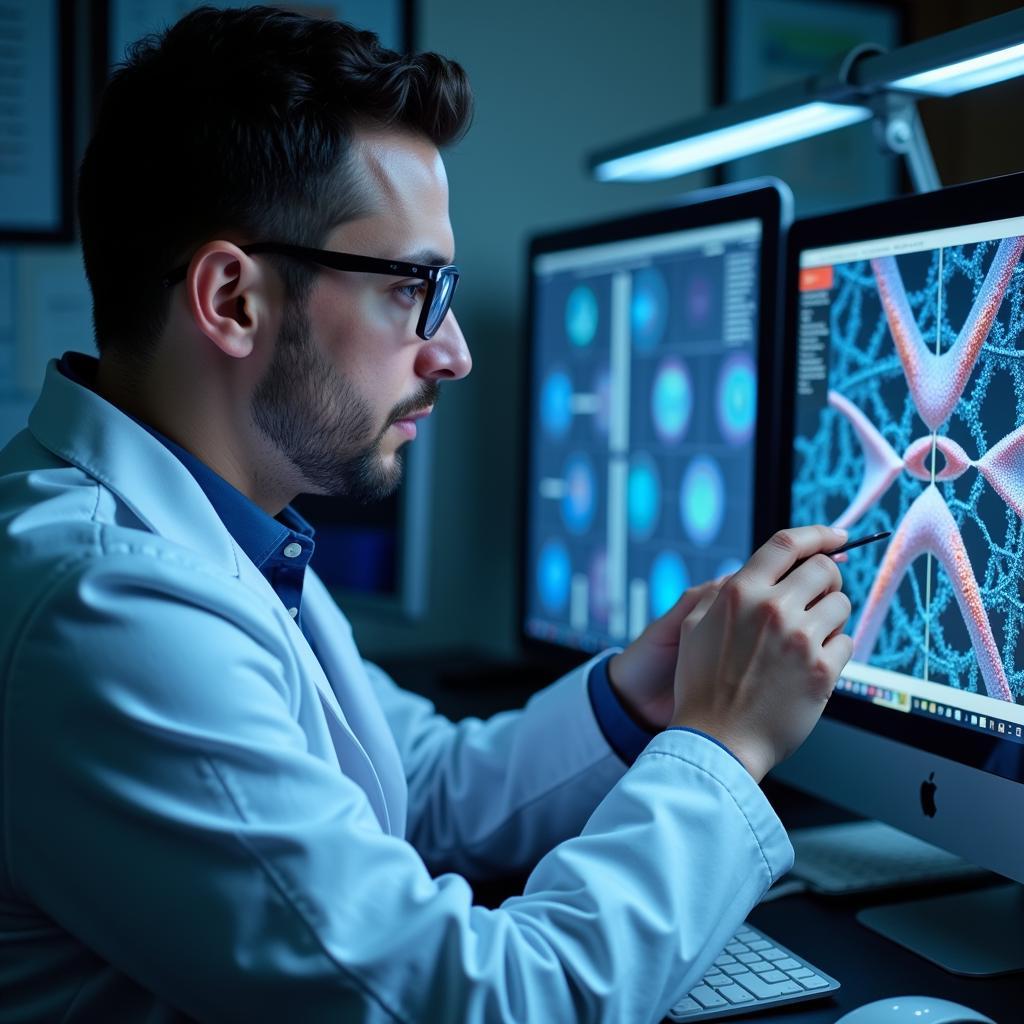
top-left (777, 169), bottom-right (1024, 795)
top-left (518, 180), bottom-right (791, 669)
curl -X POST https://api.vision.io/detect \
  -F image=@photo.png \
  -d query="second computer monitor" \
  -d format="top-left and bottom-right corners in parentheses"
top-left (522, 182), bottom-right (790, 656)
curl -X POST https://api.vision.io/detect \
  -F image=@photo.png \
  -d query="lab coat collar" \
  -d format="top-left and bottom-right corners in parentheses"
top-left (28, 353), bottom-right (241, 578)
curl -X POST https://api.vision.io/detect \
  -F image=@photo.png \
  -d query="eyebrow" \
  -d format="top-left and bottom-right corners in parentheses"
top-left (399, 249), bottom-right (455, 267)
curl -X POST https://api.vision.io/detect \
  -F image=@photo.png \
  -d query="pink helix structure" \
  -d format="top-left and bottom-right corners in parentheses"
top-left (829, 235), bottom-right (1024, 702)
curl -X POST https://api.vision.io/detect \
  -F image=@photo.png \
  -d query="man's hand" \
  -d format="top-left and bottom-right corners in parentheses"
top-left (607, 576), bottom-right (727, 732)
top-left (670, 525), bottom-right (854, 781)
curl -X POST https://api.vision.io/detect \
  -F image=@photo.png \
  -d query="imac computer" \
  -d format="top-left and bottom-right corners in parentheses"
top-left (776, 170), bottom-right (1024, 976)
top-left (521, 180), bottom-right (789, 661)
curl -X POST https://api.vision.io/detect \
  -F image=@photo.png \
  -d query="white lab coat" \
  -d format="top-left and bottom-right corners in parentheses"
top-left (0, 356), bottom-right (793, 1023)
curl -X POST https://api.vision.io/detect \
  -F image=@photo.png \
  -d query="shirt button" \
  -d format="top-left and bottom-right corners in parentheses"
top-left (283, 542), bottom-right (303, 558)
top-left (288, 607), bottom-right (298, 618)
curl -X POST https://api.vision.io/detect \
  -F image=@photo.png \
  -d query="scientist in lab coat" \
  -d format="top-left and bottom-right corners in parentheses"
top-left (0, 6), bottom-right (852, 1022)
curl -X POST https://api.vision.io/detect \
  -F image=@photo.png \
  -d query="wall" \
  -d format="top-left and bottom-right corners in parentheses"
top-left (347, 0), bottom-right (715, 660)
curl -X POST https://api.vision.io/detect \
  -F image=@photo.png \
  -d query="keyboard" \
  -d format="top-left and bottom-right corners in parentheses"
top-left (789, 819), bottom-right (989, 895)
top-left (667, 923), bottom-right (839, 1021)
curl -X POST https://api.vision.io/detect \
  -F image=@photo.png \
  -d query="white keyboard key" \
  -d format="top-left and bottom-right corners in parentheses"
top-left (718, 984), bottom-right (755, 1004)
top-left (671, 996), bottom-right (701, 1013)
top-left (690, 985), bottom-right (727, 1008)
top-left (800, 975), bottom-right (831, 989)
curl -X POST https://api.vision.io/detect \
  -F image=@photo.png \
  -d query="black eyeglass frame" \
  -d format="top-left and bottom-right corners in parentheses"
top-left (161, 241), bottom-right (460, 340)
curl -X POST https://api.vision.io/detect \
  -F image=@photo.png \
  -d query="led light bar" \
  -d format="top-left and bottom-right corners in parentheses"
top-left (889, 40), bottom-right (1024, 96)
top-left (593, 102), bottom-right (870, 183)
top-left (590, 9), bottom-right (1024, 186)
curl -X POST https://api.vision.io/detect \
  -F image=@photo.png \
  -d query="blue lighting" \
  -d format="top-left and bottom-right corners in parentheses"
top-left (628, 454), bottom-right (661, 540)
top-left (652, 358), bottom-right (693, 443)
top-left (891, 41), bottom-right (1024, 96)
top-left (681, 456), bottom-right (725, 547)
top-left (537, 540), bottom-right (571, 614)
top-left (566, 285), bottom-right (599, 347)
top-left (716, 353), bottom-right (757, 445)
top-left (540, 370), bottom-right (573, 439)
top-left (650, 550), bottom-right (689, 619)
top-left (561, 454), bottom-right (597, 535)
top-left (631, 267), bottom-right (669, 351)
top-left (594, 102), bottom-right (871, 182)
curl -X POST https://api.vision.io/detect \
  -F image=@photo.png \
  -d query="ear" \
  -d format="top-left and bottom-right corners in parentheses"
top-left (184, 241), bottom-right (273, 359)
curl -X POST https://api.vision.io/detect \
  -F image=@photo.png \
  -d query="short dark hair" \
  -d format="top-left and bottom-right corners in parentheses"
top-left (78, 5), bottom-right (472, 365)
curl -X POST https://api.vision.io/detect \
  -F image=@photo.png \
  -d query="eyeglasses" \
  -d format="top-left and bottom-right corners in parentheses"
top-left (161, 241), bottom-right (460, 340)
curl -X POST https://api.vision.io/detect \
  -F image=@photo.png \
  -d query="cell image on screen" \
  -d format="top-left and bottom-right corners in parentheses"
top-left (792, 228), bottom-right (1024, 706)
top-left (525, 220), bottom-right (761, 653)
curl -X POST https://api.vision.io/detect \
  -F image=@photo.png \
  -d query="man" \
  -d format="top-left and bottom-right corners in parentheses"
top-left (0, 6), bottom-right (852, 1022)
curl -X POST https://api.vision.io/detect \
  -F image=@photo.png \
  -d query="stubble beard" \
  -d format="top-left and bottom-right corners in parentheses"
top-left (250, 298), bottom-right (436, 504)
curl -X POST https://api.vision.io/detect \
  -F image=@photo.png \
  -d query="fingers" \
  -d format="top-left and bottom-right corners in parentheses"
top-left (805, 589), bottom-right (852, 646)
top-left (740, 525), bottom-right (848, 587)
top-left (780, 552), bottom-right (843, 610)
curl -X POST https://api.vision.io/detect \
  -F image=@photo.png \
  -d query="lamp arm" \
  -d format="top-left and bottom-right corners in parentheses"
top-left (839, 42), bottom-right (942, 196)
top-left (868, 92), bottom-right (942, 194)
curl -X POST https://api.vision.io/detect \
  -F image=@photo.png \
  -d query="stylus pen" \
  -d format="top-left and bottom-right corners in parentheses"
top-left (783, 530), bottom-right (891, 581)
top-left (826, 530), bottom-right (891, 557)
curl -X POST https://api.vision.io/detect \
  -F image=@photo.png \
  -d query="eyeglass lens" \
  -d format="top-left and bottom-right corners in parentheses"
top-left (425, 270), bottom-right (458, 338)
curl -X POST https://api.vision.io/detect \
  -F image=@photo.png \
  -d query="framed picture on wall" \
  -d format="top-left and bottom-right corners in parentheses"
top-left (717, 0), bottom-right (904, 214)
top-left (0, 0), bottom-right (74, 242)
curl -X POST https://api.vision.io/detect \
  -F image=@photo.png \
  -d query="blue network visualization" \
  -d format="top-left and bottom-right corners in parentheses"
top-left (792, 234), bottom-right (1024, 707)
top-left (526, 223), bottom-right (762, 653)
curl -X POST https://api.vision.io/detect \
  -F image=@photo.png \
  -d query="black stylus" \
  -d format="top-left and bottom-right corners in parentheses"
top-left (782, 530), bottom-right (891, 581)
top-left (827, 530), bottom-right (892, 557)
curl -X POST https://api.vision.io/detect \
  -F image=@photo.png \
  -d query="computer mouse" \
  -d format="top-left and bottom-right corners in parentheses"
top-left (835, 995), bottom-right (996, 1024)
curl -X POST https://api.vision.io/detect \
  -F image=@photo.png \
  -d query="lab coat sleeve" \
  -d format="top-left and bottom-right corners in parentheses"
top-left (366, 656), bottom-right (630, 878)
top-left (6, 549), bottom-right (792, 1024)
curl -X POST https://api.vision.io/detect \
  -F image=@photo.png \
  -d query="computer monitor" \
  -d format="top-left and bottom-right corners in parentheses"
top-left (776, 170), bottom-right (1024, 976)
top-left (521, 181), bottom-right (790, 663)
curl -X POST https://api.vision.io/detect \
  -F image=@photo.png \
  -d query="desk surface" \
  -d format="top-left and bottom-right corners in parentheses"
top-left (379, 654), bottom-right (1021, 1024)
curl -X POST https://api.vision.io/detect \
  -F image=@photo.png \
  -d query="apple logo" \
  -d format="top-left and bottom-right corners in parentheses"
top-left (920, 772), bottom-right (938, 818)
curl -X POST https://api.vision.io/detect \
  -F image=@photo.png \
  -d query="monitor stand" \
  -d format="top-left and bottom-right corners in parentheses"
top-left (857, 883), bottom-right (1024, 977)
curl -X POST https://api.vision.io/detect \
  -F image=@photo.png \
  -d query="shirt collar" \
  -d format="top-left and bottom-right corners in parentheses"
top-left (56, 352), bottom-right (314, 571)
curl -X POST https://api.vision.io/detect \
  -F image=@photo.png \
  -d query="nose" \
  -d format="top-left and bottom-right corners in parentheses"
top-left (414, 310), bottom-right (472, 381)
